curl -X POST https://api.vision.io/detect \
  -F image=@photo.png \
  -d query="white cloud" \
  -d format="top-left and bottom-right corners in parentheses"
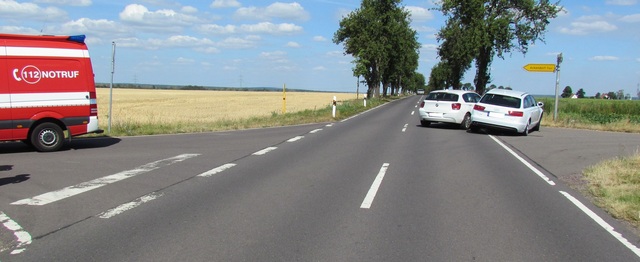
top-left (175, 57), bottom-right (195, 64)
top-left (558, 16), bottom-right (618, 35)
top-left (286, 41), bottom-right (301, 48)
top-left (211, 0), bottom-right (241, 8)
top-left (406, 6), bottom-right (433, 22)
top-left (589, 56), bottom-right (620, 61)
top-left (235, 2), bottom-right (310, 21)
top-left (217, 36), bottom-right (258, 49)
top-left (239, 22), bottom-right (303, 35)
top-left (313, 36), bottom-right (327, 42)
top-left (0, 0), bottom-right (66, 21)
top-left (34, 0), bottom-right (91, 6)
top-left (0, 26), bottom-right (41, 35)
top-left (620, 14), bottom-right (640, 23)
top-left (181, 6), bottom-right (198, 14)
top-left (605, 0), bottom-right (637, 5)
top-left (421, 44), bottom-right (438, 51)
top-left (313, 66), bottom-right (327, 71)
top-left (199, 24), bottom-right (237, 34)
top-left (119, 4), bottom-right (201, 28)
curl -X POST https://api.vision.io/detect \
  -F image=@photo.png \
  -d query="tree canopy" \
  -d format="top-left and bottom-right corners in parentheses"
top-left (334, 0), bottom-right (420, 98)
top-left (433, 0), bottom-right (562, 94)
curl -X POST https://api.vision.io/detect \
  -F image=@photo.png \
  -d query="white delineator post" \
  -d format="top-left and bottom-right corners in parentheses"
top-left (364, 94), bottom-right (367, 107)
top-left (332, 96), bottom-right (337, 118)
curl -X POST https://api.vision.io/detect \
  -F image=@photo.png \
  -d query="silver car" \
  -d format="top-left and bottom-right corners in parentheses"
top-left (469, 89), bottom-right (544, 136)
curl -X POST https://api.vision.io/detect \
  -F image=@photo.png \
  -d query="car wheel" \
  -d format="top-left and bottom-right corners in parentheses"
top-left (522, 120), bottom-right (530, 136)
top-left (460, 113), bottom-right (471, 130)
top-left (420, 120), bottom-right (431, 127)
top-left (532, 113), bottom-right (542, 132)
top-left (30, 122), bottom-right (64, 152)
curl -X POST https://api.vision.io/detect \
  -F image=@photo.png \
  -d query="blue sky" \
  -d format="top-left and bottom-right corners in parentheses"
top-left (1, 0), bottom-right (639, 97)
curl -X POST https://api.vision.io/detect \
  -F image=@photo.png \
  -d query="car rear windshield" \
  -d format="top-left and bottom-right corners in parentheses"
top-left (480, 94), bottom-right (521, 108)
top-left (425, 92), bottom-right (458, 102)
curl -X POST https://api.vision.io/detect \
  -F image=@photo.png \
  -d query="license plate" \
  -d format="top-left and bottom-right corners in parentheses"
top-left (429, 113), bottom-right (443, 117)
top-left (488, 112), bottom-right (504, 118)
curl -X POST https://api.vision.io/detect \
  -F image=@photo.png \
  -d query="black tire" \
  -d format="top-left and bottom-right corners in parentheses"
top-left (532, 113), bottom-right (542, 132)
top-left (420, 120), bottom-right (431, 127)
top-left (30, 122), bottom-right (64, 152)
top-left (468, 124), bottom-right (480, 133)
top-left (460, 114), bottom-right (471, 130)
top-left (522, 120), bottom-right (530, 136)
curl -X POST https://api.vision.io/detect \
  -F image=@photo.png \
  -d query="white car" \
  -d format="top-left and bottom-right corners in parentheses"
top-left (418, 90), bottom-right (481, 129)
top-left (469, 89), bottom-right (544, 136)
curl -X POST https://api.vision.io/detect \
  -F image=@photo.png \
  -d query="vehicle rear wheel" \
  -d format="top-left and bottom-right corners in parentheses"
top-left (532, 113), bottom-right (542, 132)
top-left (420, 120), bottom-right (431, 127)
top-left (30, 122), bottom-right (64, 152)
top-left (460, 114), bottom-right (471, 130)
top-left (522, 120), bottom-right (530, 136)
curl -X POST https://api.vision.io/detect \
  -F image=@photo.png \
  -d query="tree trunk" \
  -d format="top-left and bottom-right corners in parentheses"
top-left (474, 46), bottom-right (492, 95)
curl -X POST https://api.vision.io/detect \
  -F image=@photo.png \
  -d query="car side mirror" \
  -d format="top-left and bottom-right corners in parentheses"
top-left (538, 102), bottom-right (544, 107)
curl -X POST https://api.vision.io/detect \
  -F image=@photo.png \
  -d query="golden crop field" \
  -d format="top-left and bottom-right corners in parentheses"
top-left (95, 88), bottom-right (357, 129)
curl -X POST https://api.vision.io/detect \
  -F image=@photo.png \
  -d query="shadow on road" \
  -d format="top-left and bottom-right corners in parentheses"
top-left (0, 136), bottom-right (122, 154)
top-left (0, 174), bottom-right (30, 187)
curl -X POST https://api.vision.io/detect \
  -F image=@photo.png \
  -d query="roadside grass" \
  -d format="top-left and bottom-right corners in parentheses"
top-left (583, 153), bottom-right (640, 228)
top-left (537, 98), bottom-right (640, 133)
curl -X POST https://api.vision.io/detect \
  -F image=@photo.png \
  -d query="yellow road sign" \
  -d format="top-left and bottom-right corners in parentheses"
top-left (523, 64), bottom-right (556, 73)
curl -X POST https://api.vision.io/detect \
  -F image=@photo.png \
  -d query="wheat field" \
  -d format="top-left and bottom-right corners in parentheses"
top-left (95, 88), bottom-right (357, 128)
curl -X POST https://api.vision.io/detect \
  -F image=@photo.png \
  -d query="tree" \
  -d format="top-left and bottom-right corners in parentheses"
top-left (607, 91), bottom-right (617, 100)
top-left (462, 82), bottom-right (474, 91)
top-left (561, 86), bottom-right (573, 98)
top-left (576, 88), bottom-right (585, 98)
top-left (616, 89), bottom-right (625, 100)
top-left (595, 92), bottom-right (601, 99)
top-left (334, 0), bottom-right (419, 98)
top-left (435, 0), bottom-right (562, 94)
top-left (428, 61), bottom-right (450, 91)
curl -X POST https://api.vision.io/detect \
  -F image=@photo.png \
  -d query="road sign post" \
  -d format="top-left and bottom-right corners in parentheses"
top-left (554, 53), bottom-right (563, 122)
top-left (522, 60), bottom-right (562, 121)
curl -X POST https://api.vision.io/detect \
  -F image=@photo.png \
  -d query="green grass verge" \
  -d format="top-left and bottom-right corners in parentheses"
top-left (583, 153), bottom-right (640, 228)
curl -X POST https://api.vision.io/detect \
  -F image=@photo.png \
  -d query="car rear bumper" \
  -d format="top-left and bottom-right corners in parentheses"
top-left (470, 114), bottom-right (526, 133)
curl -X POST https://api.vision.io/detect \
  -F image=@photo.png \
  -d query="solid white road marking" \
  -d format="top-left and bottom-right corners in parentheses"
top-left (11, 154), bottom-right (200, 206)
top-left (287, 136), bottom-right (304, 142)
top-left (310, 129), bottom-right (323, 134)
top-left (489, 135), bottom-right (555, 185)
top-left (0, 211), bottom-right (32, 254)
top-left (560, 191), bottom-right (640, 258)
top-left (253, 147), bottom-right (277, 155)
top-left (198, 163), bottom-right (237, 177)
top-left (360, 163), bottom-right (390, 209)
top-left (99, 193), bottom-right (163, 219)
top-left (326, 123), bottom-right (333, 127)
top-left (402, 124), bottom-right (408, 132)
top-left (411, 111), bottom-right (415, 115)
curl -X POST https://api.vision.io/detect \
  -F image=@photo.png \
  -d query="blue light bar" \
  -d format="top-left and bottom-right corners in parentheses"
top-left (68, 35), bottom-right (86, 43)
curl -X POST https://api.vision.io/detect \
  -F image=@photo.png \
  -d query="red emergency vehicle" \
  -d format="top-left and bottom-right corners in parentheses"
top-left (1, 33), bottom-right (103, 152)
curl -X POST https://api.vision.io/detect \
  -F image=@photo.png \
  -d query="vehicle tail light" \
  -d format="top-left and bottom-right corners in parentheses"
top-left (420, 101), bottom-right (425, 108)
top-left (451, 103), bottom-right (461, 110)
top-left (473, 105), bottom-right (485, 111)
top-left (508, 111), bottom-right (523, 117)
top-left (89, 91), bottom-right (98, 117)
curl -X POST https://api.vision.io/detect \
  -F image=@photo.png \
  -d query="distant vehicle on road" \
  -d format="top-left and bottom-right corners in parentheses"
top-left (416, 89), bottom-right (425, 95)
top-left (418, 90), bottom-right (481, 129)
top-left (469, 89), bottom-right (543, 136)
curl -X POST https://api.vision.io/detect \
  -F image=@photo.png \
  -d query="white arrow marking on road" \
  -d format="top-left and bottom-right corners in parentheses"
top-left (11, 154), bottom-right (200, 206)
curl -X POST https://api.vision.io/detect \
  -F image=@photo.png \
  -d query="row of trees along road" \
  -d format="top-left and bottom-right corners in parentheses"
top-left (333, 0), bottom-right (424, 98)
top-left (429, 0), bottom-right (562, 94)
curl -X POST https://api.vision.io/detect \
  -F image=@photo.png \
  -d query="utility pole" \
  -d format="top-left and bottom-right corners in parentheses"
top-left (553, 53), bottom-right (563, 122)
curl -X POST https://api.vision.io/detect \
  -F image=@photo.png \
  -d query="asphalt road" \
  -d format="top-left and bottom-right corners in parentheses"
top-left (1, 96), bottom-right (640, 261)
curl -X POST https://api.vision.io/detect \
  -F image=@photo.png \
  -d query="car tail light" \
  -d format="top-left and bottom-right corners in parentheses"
top-left (89, 91), bottom-right (98, 117)
top-left (473, 104), bottom-right (485, 111)
top-left (451, 103), bottom-right (461, 110)
top-left (508, 111), bottom-right (523, 117)
top-left (420, 101), bottom-right (425, 108)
